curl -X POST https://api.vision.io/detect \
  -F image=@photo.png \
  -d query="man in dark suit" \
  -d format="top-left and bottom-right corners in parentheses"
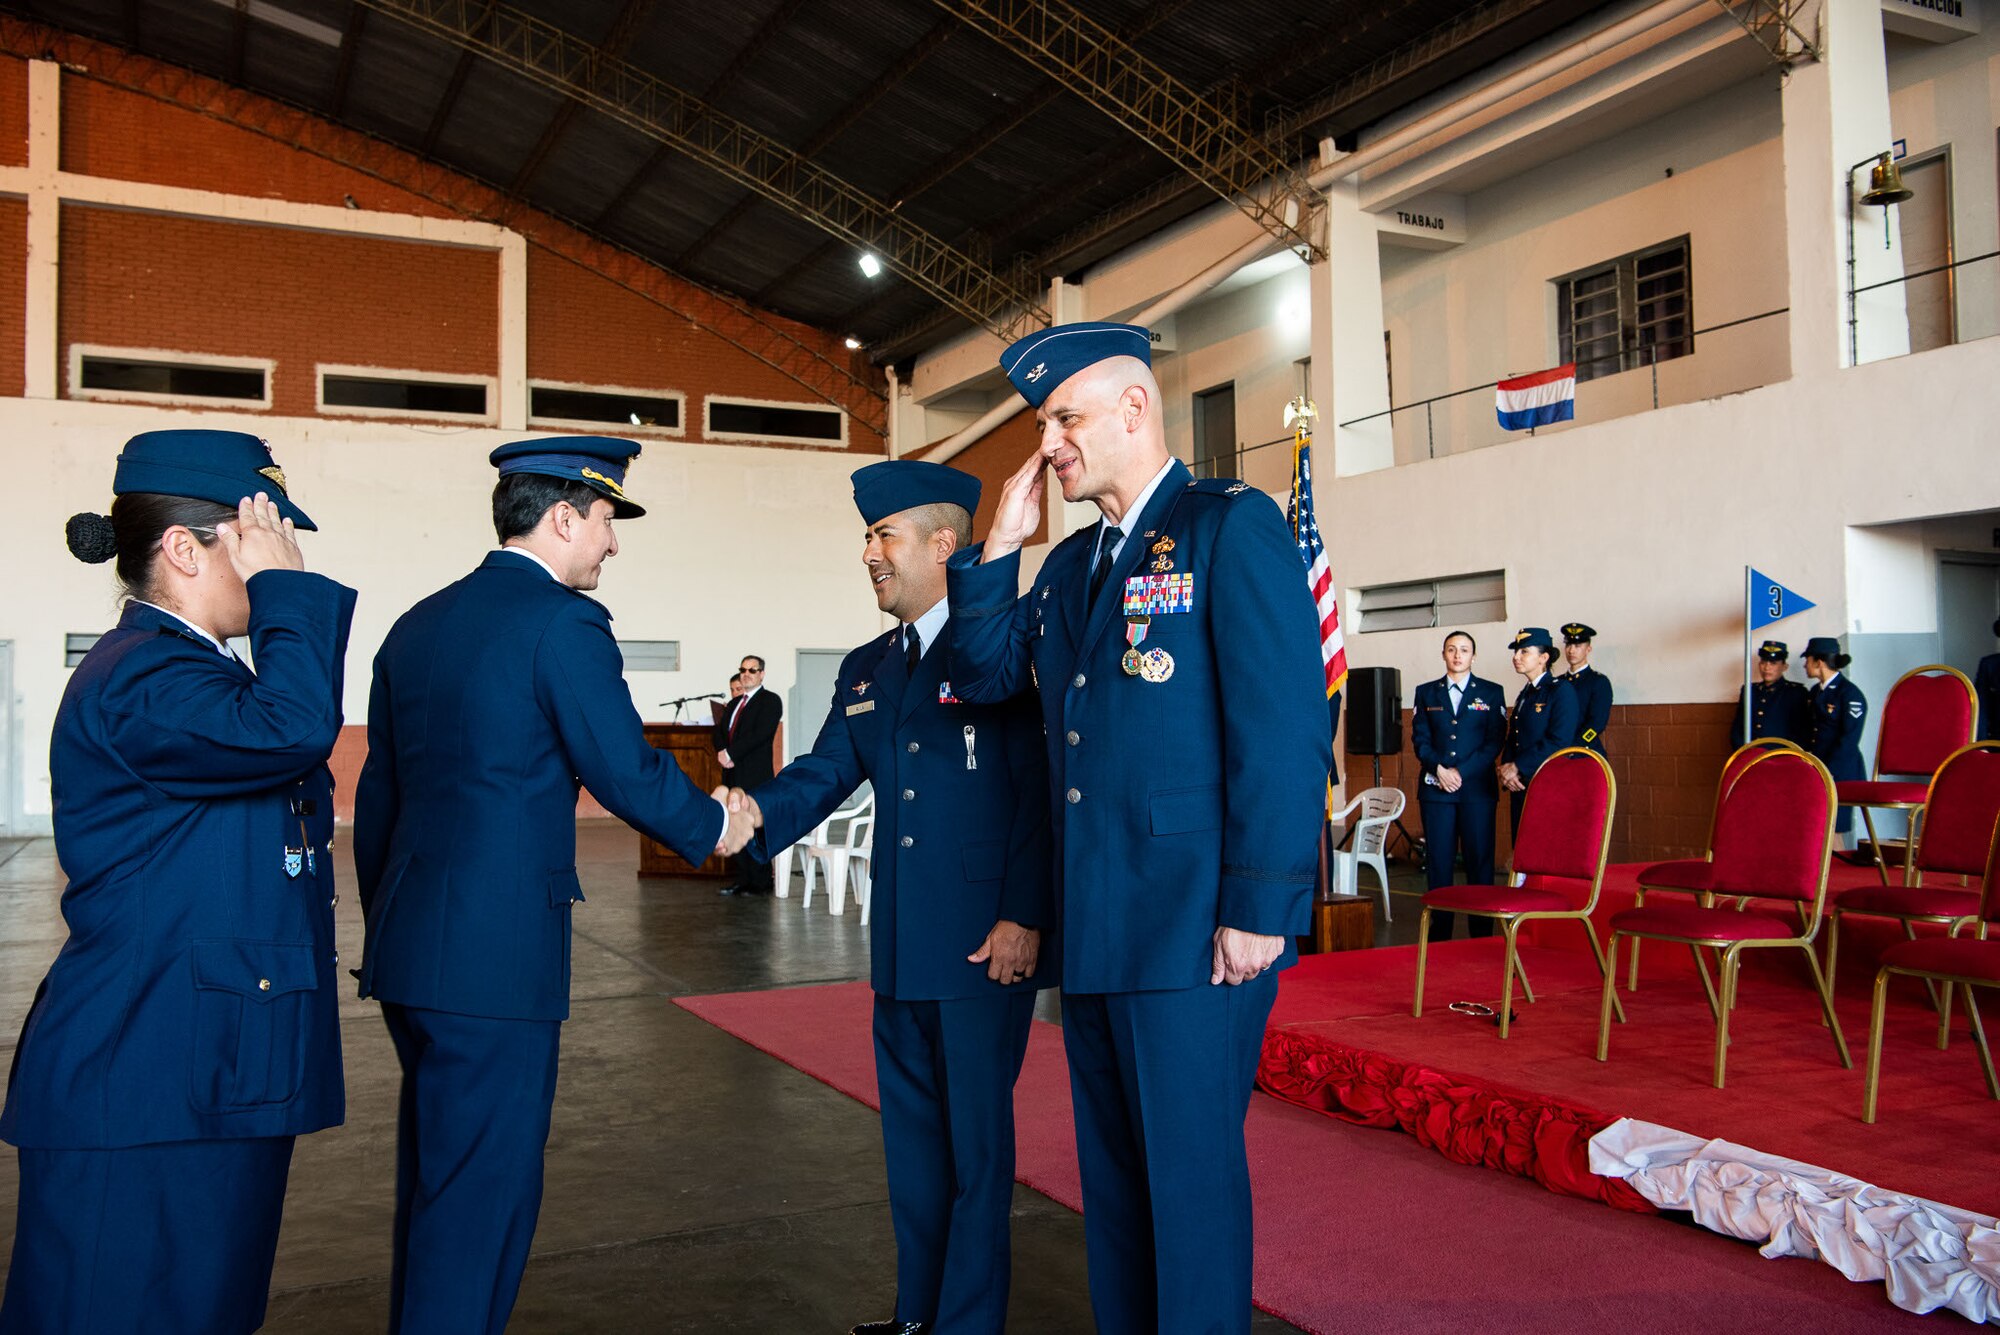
top-left (717, 653), bottom-right (782, 895)
top-left (1733, 639), bottom-right (1812, 746)
top-left (354, 436), bottom-right (752, 1335)
top-left (947, 322), bottom-right (1330, 1334)
top-left (728, 460), bottom-right (1053, 1335)
top-left (1558, 622), bottom-right (1613, 754)
top-left (1976, 618), bottom-right (1999, 742)
top-left (1498, 627), bottom-right (1579, 836)
top-left (1412, 630), bottom-right (1508, 941)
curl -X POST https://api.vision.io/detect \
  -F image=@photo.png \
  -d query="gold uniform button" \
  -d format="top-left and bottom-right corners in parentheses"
top-left (258, 979), bottom-right (272, 992)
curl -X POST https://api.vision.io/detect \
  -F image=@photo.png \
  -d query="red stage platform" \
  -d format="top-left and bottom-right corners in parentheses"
top-left (1258, 862), bottom-right (2000, 1321)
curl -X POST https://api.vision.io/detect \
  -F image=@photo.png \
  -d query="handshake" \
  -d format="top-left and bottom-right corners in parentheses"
top-left (711, 786), bottom-right (764, 856)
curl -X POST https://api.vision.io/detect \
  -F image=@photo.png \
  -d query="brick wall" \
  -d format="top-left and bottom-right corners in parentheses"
top-left (61, 208), bottom-right (500, 417)
top-left (0, 54), bottom-right (25, 167)
top-left (929, 406), bottom-right (1049, 547)
top-left (1347, 700), bottom-right (1736, 867)
top-left (17, 54), bottom-right (882, 445)
top-left (0, 198), bottom-right (22, 398)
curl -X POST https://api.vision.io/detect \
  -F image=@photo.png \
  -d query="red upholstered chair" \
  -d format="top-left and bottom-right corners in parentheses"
top-left (1413, 748), bottom-right (1621, 1039)
top-left (1828, 743), bottom-right (2000, 1006)
top-left (1627, 738), bottom-right (1806, 992)
top-left (1838, 665), bottom-right (1978, 885)
top-left (1597, 749), bottom-right (1849, 1089)
top-left (1863, 813), bottom-right (2000, 1122)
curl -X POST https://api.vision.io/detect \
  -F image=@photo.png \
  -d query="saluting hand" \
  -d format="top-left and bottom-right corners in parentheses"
top-left (1211, 927), bottom-right (1284, 986)
top-left (968, 920), bottom-right (1040, 984)
top-left (216, 493), bottom-right (303, 581)
top-left (982, 447), bottom-right (1048, 560)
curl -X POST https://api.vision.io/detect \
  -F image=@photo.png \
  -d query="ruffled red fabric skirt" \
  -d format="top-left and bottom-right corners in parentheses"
top-left (1257, 1028), bottom-right (1656, 1214)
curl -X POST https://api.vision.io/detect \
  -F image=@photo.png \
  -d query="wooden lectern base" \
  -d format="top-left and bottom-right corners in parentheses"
top-left (1304, 893), bottom-right (1374, 954)
top-left (637, 723), bottom-right (727, 877)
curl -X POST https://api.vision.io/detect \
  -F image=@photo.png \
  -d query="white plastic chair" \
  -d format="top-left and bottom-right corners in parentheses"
top-left (782, 789), bottom-right (870, 903)
top-left (794, 792), bottom-right (875, 914)
top-left (1330, 786), bottom-right (1404, 922)
top-left (848, 815), bottom-right (875, 925)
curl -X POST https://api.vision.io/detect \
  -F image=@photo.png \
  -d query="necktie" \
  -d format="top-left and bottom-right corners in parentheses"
top-left (727, 694), bottom-right (745, 739)
top-left (1089, 526), bottom-right (1122, 604)
top-left (904, 624), bottom-right (922, 671)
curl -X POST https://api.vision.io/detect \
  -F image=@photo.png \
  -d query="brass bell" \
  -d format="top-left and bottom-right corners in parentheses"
top-left (1860, 152), bottom-right (1913, 206)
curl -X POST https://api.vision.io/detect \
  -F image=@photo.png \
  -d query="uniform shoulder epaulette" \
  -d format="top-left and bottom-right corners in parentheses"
top-left (1184, 477), bottom-right (1256, 499)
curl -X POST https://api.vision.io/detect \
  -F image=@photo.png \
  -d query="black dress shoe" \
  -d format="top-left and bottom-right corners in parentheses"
top-left (849, 1322), bottom-right (928, 1335)
top-left (718, 882), bottom-right (746, 896)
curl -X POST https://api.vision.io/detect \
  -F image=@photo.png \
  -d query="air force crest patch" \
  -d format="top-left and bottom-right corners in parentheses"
top-left (1024, 362), bottom-right (1047, 383)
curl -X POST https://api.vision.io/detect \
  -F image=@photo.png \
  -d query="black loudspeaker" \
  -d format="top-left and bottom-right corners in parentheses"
top-left (1345, 667), bottom-right (1403, 756)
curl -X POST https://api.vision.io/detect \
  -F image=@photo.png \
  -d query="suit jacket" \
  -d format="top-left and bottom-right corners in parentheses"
top-left (717, 687), bottom-right (781, 789)
top-left (1559, 664), bottom-right (1613, 753)
top-left (947, 462), bottom-right (1332, 994)
top-left (749, 620), bottom-right (1055, 1000)
top-left (3, 572), bottom-right (355, 1148)
top-left (354, 551), bottom-right (724, 1022)
top-left (1501, 673), bottom-right (1579, 782)
top-left (1807, 674), bottom-right (1869, 782)
top-left (1411, 675), bottom-right (1507, 805)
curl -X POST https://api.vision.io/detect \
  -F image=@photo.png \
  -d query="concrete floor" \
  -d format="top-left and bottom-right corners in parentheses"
top-left (0, 826), bottom-right (1447, 1332)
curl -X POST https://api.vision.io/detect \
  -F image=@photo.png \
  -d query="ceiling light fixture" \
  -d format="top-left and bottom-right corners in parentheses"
top-left (858, 253), bottom-right (882, 278)
top-left (844, 337), bottom-right (862, 350)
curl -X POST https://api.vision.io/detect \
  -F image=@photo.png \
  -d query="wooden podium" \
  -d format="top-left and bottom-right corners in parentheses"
top-left (638, 723), bottom-right (727, 876)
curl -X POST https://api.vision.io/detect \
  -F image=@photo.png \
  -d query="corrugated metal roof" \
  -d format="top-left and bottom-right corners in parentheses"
top-left (32, 0), bottom-right (1621, 358)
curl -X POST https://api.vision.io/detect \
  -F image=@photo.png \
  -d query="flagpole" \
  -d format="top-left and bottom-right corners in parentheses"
top-left (1743, 565), bottom-right (1754, 747)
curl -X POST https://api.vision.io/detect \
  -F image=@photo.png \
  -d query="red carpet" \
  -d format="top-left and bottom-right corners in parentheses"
top-left (676, 981), bottom-right (1947, 1331)
top-left (1265, 864), bottom-right (2000, 1215)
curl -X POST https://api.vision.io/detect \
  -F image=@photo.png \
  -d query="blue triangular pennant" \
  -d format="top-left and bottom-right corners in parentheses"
top-left (1750, 569), bottom-right (1816, 627)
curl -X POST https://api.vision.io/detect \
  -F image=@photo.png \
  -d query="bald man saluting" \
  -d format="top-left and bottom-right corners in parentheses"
top-left (945, 323), bottom-right (1331, 1334)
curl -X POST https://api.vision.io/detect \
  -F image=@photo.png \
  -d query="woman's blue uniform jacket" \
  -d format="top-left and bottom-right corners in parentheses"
top-left (1808, 673), bottom-right (1869, 782)
top-left (1, 571), bottom-right (356, 1149)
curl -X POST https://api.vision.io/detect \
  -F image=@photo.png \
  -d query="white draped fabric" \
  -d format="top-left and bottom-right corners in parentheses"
top-left (1589, 1117), bottom-right (2000, 1322)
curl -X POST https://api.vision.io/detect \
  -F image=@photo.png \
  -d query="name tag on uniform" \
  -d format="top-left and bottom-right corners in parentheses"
top-left (846, 700), bottom-right (876, 716)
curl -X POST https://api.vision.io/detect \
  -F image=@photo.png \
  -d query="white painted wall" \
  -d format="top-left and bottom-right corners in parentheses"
top-left (2, 399), bottom-right (885, 830)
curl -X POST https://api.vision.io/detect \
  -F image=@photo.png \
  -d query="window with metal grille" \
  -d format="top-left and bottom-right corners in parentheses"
top-left (319, 367), bottom-right (491, 419)
top-left (63, 634), bottom-right (100, 668)
top-left (1556, 238), bottom-right (1692, 383)
top-left (1356, 571), bottom-right (1506, 634)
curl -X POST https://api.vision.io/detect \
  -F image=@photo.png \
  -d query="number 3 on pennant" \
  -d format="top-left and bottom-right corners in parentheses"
top-left (1767, 584), bottom-right (1782, 619)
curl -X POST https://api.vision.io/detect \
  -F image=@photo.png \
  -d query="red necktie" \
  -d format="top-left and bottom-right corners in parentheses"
top-left (728, 695), bottom-right (747, 739)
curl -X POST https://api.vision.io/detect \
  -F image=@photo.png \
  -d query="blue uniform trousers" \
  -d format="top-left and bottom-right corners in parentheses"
top-left (383, 1003), bottom-right (562, 1335)
top-left (1061, 972), bottom-right (1277, 1335)
top-left (1419, 796), bottom-right (1497, 941)
top-left (874, 991), bottom-right (1036, 1334)
top-left (0, 1136), bottom-right (294, 1334)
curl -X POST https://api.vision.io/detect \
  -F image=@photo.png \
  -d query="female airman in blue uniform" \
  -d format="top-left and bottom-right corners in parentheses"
top-left (0, 431), bottom-right (355, 1334)
top-left (1803, 636), bottom-right (1866, 836)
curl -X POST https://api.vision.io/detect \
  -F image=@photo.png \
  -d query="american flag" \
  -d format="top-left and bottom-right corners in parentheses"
top-left (1288, 432), bottom-right (1347, 698)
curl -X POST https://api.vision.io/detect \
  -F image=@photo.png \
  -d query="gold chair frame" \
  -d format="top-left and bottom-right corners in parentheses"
top-left (1597, 751), bottom-right (1851, 1089)
top-left (1414, 748), bottom-right (1624, 1040)
top-left (1627, 738), bottom-right (1805, 994)
top-left (1827, 741), bottom-right (2000, 1022)
top-left (1839, 664), bottom-right (1979, 886)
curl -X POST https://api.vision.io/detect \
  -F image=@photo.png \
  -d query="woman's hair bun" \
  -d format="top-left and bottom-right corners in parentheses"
top-left (66, 512), bottom-right (118, 564)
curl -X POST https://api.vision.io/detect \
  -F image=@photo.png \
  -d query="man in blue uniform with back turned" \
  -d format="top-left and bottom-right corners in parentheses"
top-left (1557, 622), bottom-right (1613, 754)
top-left (1498, 627), bottom-right (1578, 836)
top-left (725, 459), bottom-right (1052, 1335)
top-left (945, 322), bottom-right (1331, 1334)
top-left (1412, 630), bottom-right (1508, 941)
top-left (354, 437), bottom-right (752, 1335)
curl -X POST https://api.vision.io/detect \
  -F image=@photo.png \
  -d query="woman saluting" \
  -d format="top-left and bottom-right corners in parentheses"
top-left (0, 430), bottom-right (355, 1334)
